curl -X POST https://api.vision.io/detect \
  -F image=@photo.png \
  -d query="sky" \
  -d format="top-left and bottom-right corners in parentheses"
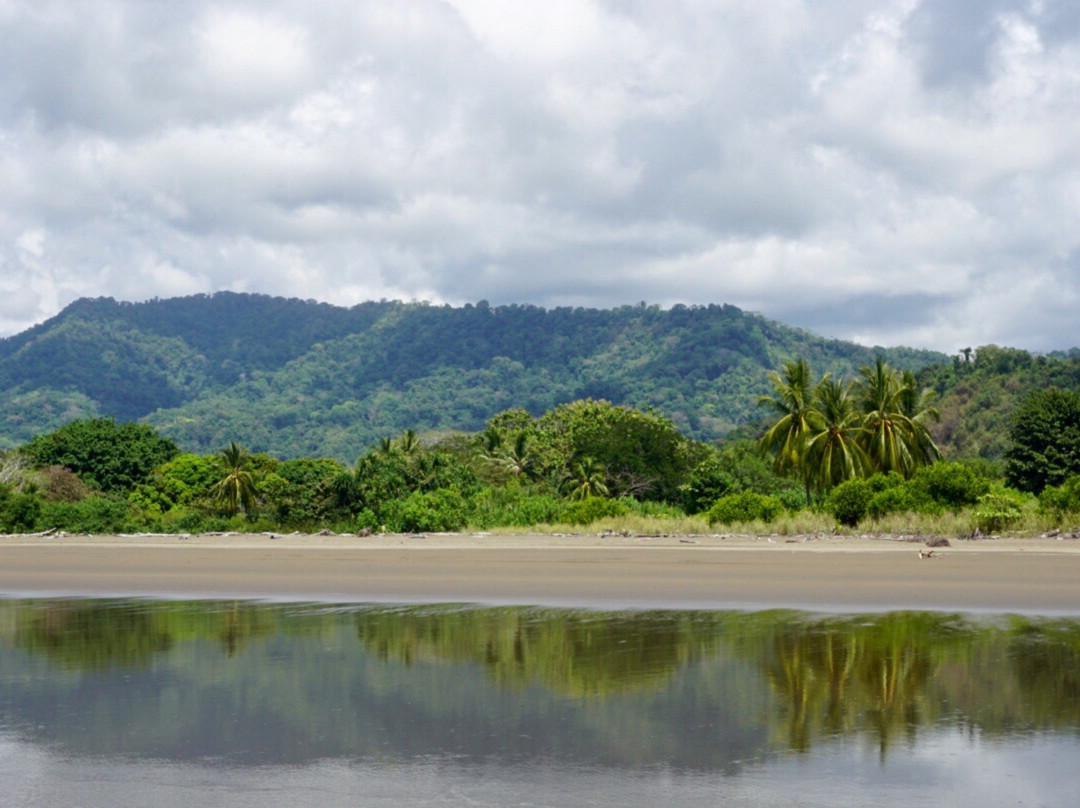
top-left (0, 0), bottom-right (1078, 352)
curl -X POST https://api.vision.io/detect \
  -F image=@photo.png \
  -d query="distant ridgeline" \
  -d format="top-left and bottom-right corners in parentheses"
top-left (0, 293), bottom-right (954, 460)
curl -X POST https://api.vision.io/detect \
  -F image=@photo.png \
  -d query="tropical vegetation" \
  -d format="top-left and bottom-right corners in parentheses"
top-left (0, 293), bottom-right (944, 458)
top-left (0, 350), bottom-right (1077, 539)
top-left (0, 301), bottom-right (1078, 539)
top-left (757, 357), bottom-right (940, 503)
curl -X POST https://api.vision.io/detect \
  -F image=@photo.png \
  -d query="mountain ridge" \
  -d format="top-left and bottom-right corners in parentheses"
top-left (0, 293), bottom-right (947, 460)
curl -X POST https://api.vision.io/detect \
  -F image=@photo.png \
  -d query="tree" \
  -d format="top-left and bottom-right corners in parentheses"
top-left (898, 369), bottom-right (941, 468)
top-left (561, 457), bottom-right (609, 501)
top-left (758, 358), bottom-right (817, 502)
top-left (212, 442), bottom-right (258, 517)
top-left (758, 359), bottom-right (941, 501)
top-left (803, 377), bottom-right (868, 494)
top-left (855, 358), bottom-right (940, 478)
top-left (1004, 388), bottom-right (1080, 493)
top-left (396, 429), bottom-right (420, 456)
top-left (23, 418), bottom-right (179, 494)
top-left (535, 400), bottom-right (703, 502)
top-left (496, 432), bottom-right (538, 480)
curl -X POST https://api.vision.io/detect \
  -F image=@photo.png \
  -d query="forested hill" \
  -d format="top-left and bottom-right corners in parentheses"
top-left (0, 293), bottom-right (944, 460)
top-left (919, 345), bottom-right (1080, 461)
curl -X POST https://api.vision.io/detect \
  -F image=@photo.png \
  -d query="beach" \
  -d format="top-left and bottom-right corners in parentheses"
top-left (0, 532), bottom-right (1078, 612)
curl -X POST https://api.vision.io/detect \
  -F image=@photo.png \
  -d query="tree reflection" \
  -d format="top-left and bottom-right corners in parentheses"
top-left (11, 599), bottom-right (294, 670)
top-left (4, 599), bottom-right (1080, 761)
top-left (354, 606), bottom-right (726, 697)
top-left (13, 601), bottom-right (174, 671)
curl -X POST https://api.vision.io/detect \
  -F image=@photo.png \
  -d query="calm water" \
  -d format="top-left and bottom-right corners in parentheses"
top-left (1, 599), bottom-right (1079, 807)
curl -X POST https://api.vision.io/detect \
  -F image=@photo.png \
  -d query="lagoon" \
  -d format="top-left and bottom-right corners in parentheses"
top-left (1, 599), bottom-right (1078, 807)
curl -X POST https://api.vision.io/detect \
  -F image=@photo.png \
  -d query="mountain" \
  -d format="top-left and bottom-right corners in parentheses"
top-left (917, 345), bottom-right (1080, 461)
top-left (0, 293), bottom-right (946, 460)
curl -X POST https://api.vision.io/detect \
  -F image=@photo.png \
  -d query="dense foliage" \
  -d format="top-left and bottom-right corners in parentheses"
top-left (919, 346), bottom-right (1080, 460)
top-left (22, 418), bottom-right (179, 494)
top-left (1003, 388), bottom-right (1080, 494)
top-left (3, 330), bottom-right (1080, 536)
top-left (0, 293), bottom-right (943, 458)
top-left (757, 358), bottom-right (940, 501)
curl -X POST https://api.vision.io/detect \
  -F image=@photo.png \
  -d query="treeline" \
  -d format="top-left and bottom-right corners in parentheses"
top-left (0, 402), bottom-right (714, 535)
top-left (4, 357), bottom-right (1080, 536)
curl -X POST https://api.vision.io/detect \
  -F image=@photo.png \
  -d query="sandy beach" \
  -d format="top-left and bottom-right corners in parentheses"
top-left (1, 531), bottom-right (1078, 613)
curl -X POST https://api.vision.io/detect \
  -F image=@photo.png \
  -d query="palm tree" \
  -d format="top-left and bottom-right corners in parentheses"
top-left (804, 377), bottom-right (869, 494)
top-left (898, 369), bottom-right (942, 468)
top-left (561, 457), bottom-right (609, 501)
top-left (212, 442), bottom-right (258, 517)
top-left (759, 358), bottom-right (817, 502)
top-left (396, 429), bottom-right (420, 456)
top-left (855, 359), bottom-right (940, 477)
top-left (498, 432), bottom-right (537, 480)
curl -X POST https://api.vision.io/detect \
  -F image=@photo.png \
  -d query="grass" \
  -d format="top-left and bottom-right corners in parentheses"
top-left (475, 500), bottom-right (1075, 539)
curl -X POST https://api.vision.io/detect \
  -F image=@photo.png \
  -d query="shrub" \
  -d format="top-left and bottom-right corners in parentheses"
top-left (467, 487), bottom-right (565, 528)
top-left (382, 489), bottom-right (468, 532)
top-left (0, 486), bottom-right (42, 533)
top-left (560, 496), bottom-right (631, 526)
top-left (866, 472), bottom-right (905, 494)
top-left (1038, 475), bottom-right (1080, 517)
top-left (39, 465), bottom-right (91, 503)
top-left (682, 442), bottom-right (802, 514)
top-left (156, 508), bottom-right (228, 534)
top-left (828, 479), bottom-right (873, 527)
top-left (356, 508), bottom-right (381, 532)
top-left (40, 496), bottom-right (131, 534)
top-left (867, 483), bottom-right (934, 520)
top-left (914, 462), bottom-right (990, 510)
top-left (973, 488), bottom-right (1025, 534)
top-left (706, 492), bottom-right (785, 527)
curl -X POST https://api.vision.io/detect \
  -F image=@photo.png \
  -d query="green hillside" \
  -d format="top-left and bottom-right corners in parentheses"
top-left (0, 294), bottom-right (946, 460)
top-left (919, 345), bottom-right (1080, 461)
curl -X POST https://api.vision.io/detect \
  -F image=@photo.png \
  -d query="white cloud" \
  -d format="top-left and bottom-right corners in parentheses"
top-left (0, 0), bottom-right (1077, 350)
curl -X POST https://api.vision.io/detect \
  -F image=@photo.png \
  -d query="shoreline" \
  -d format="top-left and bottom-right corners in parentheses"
top-left (2, 532), bottom-right (1079, 614)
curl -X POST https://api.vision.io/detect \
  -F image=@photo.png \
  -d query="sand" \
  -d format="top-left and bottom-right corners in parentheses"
top-left (1, 531), bottom-right (1078, 613)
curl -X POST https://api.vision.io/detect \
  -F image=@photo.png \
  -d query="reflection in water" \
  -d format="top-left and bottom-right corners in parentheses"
top-left (1, 599), bottom-right (1080, 806)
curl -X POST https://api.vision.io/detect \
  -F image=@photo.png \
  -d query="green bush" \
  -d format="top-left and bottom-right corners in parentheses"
top-left (356, 508), bottom-right (381, 532)
top-left (828, 479), bottom-right (873, 527)
top-left (866, 472), bottom-right (904, 493)
top-left (0, 486), bottom-right (42, 533)
top-left (40, 496), bottom-right (132, 534)
top-left (706, 492), bottom-right (785, 526)
top-left (24, 417), bottom-right (179, 494)
top-left (560, 496), bottom-right (631, 526)
top-left (867, 483), bottom-right (934, 520)
top-left (165, 508), bottom-right (223, 533)
top-left (682, 442), bottom-right (802, 514)
top-left (382, 489), bottom-right (468, 532)
top-left (914, 462), bottom-right (990, 510)
top-left (973, 488), bottom-right (1025, 534)
top-left (467, 486), bottom-right (565, 528)
top-left (1038, 475), bottom-right (1080, 517)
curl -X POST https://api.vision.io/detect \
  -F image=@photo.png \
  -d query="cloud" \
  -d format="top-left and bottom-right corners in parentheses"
top-left (0, 0), bottom-right (1077, 351)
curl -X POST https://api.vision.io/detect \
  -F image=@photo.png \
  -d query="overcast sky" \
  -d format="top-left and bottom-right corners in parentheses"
top-left (1, 0), bottom-right (1078, 352)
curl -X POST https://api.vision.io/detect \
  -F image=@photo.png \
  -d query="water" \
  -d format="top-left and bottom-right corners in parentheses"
top-left (0, 599), bottom-right (1078, 806)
